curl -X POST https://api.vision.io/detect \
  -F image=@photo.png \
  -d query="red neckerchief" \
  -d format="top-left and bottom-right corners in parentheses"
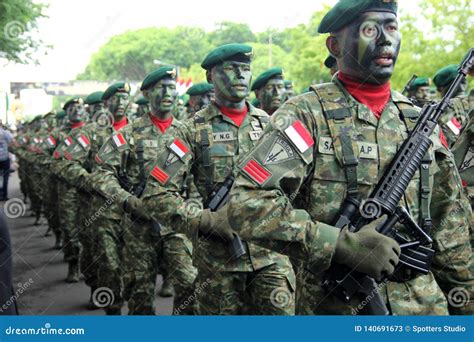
top-left (218, 104), bottom-right (248, 127)
top-left (338, 72), bottom-right (391, 119)
top-left (113, 117), bottom-right (128, 131)
top-left (150, 114), bottom-right (173, 133)
top-left (71, 121), bottom-right (86, 129)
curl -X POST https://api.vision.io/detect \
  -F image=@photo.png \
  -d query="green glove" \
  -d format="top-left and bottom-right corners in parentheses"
top-left (333, 215), bottom-right (401, 280)
top-left (123, 195), bottom-right (150, 221)
top-left (198, 208), bottom-right (235, 242)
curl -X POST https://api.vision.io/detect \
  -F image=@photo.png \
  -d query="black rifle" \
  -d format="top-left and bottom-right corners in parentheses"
top-left (402, 74), bottom-right (418, 95)
top-left (323, 49), bottom-right (474, 315)
top-left (205, 176), bottom-right (246, 260)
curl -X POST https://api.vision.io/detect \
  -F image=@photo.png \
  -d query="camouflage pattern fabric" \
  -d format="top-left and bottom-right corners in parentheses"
top-left (439, 94), bottom-right (471, 148)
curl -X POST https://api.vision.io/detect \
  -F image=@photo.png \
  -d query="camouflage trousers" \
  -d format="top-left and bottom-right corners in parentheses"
top-left (195, 262), bottom-right (296, 315)
top-left (57, 181), bottom-right (81, 262)
top-left (43, 172), bottom-right (62, 239)
top-left (161, 232), bottom-right (197, 315)
top-left (25, 163), bottom-right (43, 216)
top-left (18, 158), bottom-right (29, 200)
top-left (95, 215), bottom-right (125, 313)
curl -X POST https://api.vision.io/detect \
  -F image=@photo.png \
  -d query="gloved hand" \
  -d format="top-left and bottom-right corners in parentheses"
top-left (333, 215), bottom-right (401, 280)
top-left (198, 208), bottom-right (235, 242)
top-left (123, 195), bottom-right (150, 221)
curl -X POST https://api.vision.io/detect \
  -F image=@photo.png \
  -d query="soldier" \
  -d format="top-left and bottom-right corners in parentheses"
top-left (51, 97), bottom-right (88, 283)
top-left (219, 0), bottom-right (473, 315)
top-left (85, 91), bottom-right (106, 118)
top-left (186, 83), bottom-right (214, 118)
top-left (283, 80), bottom-right (296, 102)
top-left (406, 77), bottom-right (432, 107)
top-left (140, 44), bottom-right (296, 315)
top-left (434, 65), bottom-right (472, 148)
top-left (251, 67), bottom-right (286, 116)
top-left (133, 96), bottom-right (150, 119)
top-left (90, 66), bottom-right (197, 315)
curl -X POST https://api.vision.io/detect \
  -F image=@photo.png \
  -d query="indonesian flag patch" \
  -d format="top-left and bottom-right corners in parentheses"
top-left (46, 135), bottom-right (56, 147)
top-left (77, 134), bottom-right (90, 149)
top-left (64, 137), bottom-right (73, 147)
top-left (243, 159), bottom-right (271, 185)
top-left (446, 118), bottom-right (462, 136)
top-left (112, 133), bottom-right (126, 148)
top-left (169, 139), bottom-right (189, 159)
top-left (284, 120), bottom-right (314, 153)
top-left (150, 166), bottom-right (169, 185)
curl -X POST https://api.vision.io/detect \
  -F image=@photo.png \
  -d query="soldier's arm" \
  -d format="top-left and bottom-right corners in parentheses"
top-left (57, 131), bottom-right (92, 188)
top-left (439, 97), bottom-right (471, 148)
top-left (430, 133), bottom-right (474, 315)
top-left (227, 98), bottom-right (340, 275)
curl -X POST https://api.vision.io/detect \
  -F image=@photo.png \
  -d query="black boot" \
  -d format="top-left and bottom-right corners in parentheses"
top-left (54, 235), bottom-right (63, 249)
top-left (66, 260), bottom-right (80, 283)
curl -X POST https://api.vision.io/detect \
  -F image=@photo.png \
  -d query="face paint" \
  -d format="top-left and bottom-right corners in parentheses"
top-left (189, 90), bottom-right (214, 113)
top-left (414, 86), bottom-right (431, 102)
top-left (257, 78), bottom-right (285, 115)
top-left (67, 102), bottom-right (87, 123)
top-left (211, 61), bottom-right (251, 108)
top-left (338, 11), bottom-right (400, 84)
top-left (149, 78), bottom-right (178, 119)
top-left (136, 104), bottom-right (149, 117)
top-left (108, 93), bottom-right (130, 121)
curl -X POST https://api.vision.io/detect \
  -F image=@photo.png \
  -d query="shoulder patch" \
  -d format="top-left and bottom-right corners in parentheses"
top-left (150, 166), bottom-right (170, 185)
top-left (77, 134), bottom-right (90, 149)
top-left (53, 151), bottom-right (61, 159)
top-left (284, 120), bottom-right (314, 153)
top-left (243, 159), bottom-right (272, 185)
top-left (264, 136), bottom-right (296, 165)
top-left (46, 135), bottom-right (56, 147)
top-left (459, 145), bottom-right (473, 172)
top-left (64, 151), bottom-right (73, 160)
top-left (446, 117), bottom-right (462, 136)
top-left (64, 137), bottom-right (73, 147)
top-left (169, 139), bottom-right (189, 159)
top-left (95, 154), bottom-right (103, 164)
top-left (112, 133), bottom-right (126, 148)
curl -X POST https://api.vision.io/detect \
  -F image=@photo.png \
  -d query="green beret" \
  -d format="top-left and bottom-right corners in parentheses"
top-left (85, 91), bottom-right (105, 105)
top-left (63, 97), bottom-right (83, 110)
top-left (140, 66), bottom-right (177, 91)
top-left (284, 80), bottom-right (293, 88)
top-left (318, 0), bottom-right (398, 33)
top-left (102, 82), bottom-right (131, 101)
top-left (201, 43), bottom-right (254, 71)
top-left (324, 55), bottom-right (337, 69)
top-left (410, 77), bottom-right (430, 90)
top-left (186, 83), bottom-right (214, 96)
top-left (135, 96), bottom-right (149, 105)
top-left (251, 67), bottom-right (284, 91)
top-left (433, 65), bottom-right (458, 88)
top-left (56, 110), bottom-right (66, 119)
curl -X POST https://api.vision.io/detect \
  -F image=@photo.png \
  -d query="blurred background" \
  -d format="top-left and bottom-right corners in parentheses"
top-left (0, 0), bottom-right (473, 124)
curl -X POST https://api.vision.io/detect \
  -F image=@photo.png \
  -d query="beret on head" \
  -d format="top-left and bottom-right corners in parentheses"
top-left (56, 110), bottom-right (66, 119)
top-left (201, 43), bottom-right (254, 70)
top-left (318, 0), bottom-right (398, 33)
top-left (433, 65), bottom-right (458, 88)
top-left (251, 67), bottom-right (284, 91)
top-left (140, 66), bottom-right (177, 91)
top-left (135, 96), bottom-right (149, 105)
top-left (102, 82), bottom-right (131, 101)
top-left (63, 97), bottom-right (83, 110)
top-left (186, 83), bottom-right (214, 96)
top-left (84, 91), bottom-right (105, 105)
top-left (410, 77), bottom-right (430, 90)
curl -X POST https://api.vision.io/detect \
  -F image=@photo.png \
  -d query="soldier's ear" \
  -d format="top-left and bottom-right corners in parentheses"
top-left (206, 70), bottom-right (212, 84)
top-left (326, 35), bottom-right (342, 59)
top-left (142, 90), bottom-right (150, 100)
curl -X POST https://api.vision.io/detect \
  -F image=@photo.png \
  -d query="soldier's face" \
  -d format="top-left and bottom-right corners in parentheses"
top-left (149, 79), bottom-right (178, 116)
top-left (189, 90), bottom-right (214, 113)
top-left (284, 84), bottom-right (295, 100)
top-left (108, 93), bottom-right (130, 121)
top-left (257, 78), bottom-right (285, 114)
top-left (89, 103), bottom-right (105, 116)
top-left (337, 11), bottom-right (400, 84)
top-left (211, 61), bottom-right (252, 103)
top-left (137, 104), bottom-right (149, 117)
top-left (67, 102), bottom-right (86, 123)
top-left (414, 86), bottom-right (431, 101)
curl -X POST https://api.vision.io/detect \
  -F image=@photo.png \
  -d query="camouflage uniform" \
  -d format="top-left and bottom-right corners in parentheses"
top-left (142, 102), bottom-right (296, 315)
top-left (439, 94), bottom-right (472, 148)
top-left (227, 78), bottom-right (473, 315)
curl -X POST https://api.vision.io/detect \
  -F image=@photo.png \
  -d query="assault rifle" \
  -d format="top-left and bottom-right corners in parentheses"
top-left (323, 49), bottom-right (474, 315)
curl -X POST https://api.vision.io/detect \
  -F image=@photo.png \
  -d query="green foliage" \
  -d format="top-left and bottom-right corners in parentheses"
top-left (208, 21), bottom-right (256, 47)
top-left (0, 0), bottom-right (48, 64)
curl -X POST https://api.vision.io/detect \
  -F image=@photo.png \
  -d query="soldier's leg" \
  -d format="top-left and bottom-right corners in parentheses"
top-left (161, 233), bottom-right (197, 315)
top-left (49, 176), bottom-right (62, 248)
top-left (77, 198), bottom-right (98, 293)
top-left (246, 262), bottom-right (296, 315)
top-left (95, 217), bottom-right (124, 315)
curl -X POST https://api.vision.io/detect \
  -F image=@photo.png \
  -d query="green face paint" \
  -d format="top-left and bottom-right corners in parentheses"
top-left (67, 102), bottom-right (87, 123)
top-left (257, 77), bottom-right (285, 115)
top-left (108, 92), bottom-right (130, 121)
top-left (149, 78), bottom-right (178, 119)
top-left (211, 61), bottom-right (252, 108)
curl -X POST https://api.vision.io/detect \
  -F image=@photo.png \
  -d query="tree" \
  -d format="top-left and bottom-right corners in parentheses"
top-left (208, 21), bottom-right (256, 47)
top-left (0, 0), bottom-right (47, 64)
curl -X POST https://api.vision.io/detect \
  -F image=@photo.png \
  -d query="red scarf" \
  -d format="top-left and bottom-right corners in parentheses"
top-left (150, 115), bottom-right (173, 133)
top-left (71, 122), bottom-right (86, 129)
top-left (113, 117), bottom-right (128, 131)
top-left (218, 105), bottom-right (248, 127)
top-left (338, 72), bottom-right (391, 119)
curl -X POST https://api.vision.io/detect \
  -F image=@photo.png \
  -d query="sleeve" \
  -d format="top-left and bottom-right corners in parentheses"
top-left (141, 124), bottom-right (198, 237)
top-left (56, 131), bottom-right (92, 187)
top-left (430, 136), bottom-right (474, 315)
top-left (227, 100), bottom-right (340, 275)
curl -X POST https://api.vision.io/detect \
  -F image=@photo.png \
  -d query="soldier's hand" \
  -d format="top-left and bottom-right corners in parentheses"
top-left (198, 208), bottom-right (235, 242)
top-left (333, 215), bottom-right (401, 280)
top-left (123, 195), bottom-right (150, 221)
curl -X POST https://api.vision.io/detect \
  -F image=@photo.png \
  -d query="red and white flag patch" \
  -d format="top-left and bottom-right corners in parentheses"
top-left (77, 134), bottom-right (90, 148)
top-left (284, 120), bottom-right (314, 153)
top-left (150, 166), bottom-right (169, 185)
top-left (64, 137), bottom-right (73, 147)
top-left (446, 118), bottom-right (462, 136)
top-left (169, 139), bottom-right (189, 159)
top-left (46, 135), bottom-right (56, 147)
top-left (243, 159), bottom-right (271, 185)
top-left (112, 133), bottom-right (126, 148)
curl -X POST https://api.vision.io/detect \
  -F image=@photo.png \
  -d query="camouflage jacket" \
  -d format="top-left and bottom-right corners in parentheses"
top-left (226, 78), bottom-right (473, 315)
top-left (141, 102), bottom-right (295, 275)
top-left (452, 110), bottom-right (474, 204)
top-left (439, 94), bottom-right (472, 148)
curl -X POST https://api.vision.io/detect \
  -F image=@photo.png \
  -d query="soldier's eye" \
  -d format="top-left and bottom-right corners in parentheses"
top-left (360, 22), bottom-right (380, 40)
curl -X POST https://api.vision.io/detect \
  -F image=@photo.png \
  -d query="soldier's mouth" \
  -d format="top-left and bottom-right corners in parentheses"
top-left (232, 84), bottom-right (247, 91)
top-left (373, 53), bottom-right (394, 66)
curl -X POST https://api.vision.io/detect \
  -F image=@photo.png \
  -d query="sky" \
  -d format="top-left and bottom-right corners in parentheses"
top-left (1, 0), bottom-right (421, 82)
